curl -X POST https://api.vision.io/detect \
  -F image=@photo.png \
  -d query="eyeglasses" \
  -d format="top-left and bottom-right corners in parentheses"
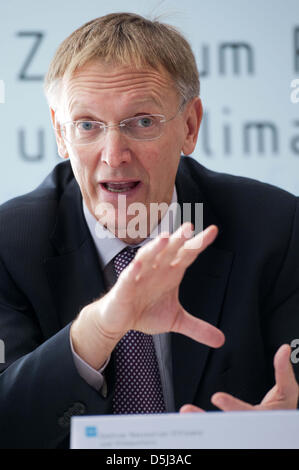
top-left (58, 103), bottom-right (184, 145)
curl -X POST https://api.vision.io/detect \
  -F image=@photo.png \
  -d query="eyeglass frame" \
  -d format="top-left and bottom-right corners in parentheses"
top-left (57, 100), bottom-right (186, 145)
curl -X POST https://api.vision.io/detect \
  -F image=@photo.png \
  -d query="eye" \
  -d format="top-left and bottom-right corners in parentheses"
top-left (76, 121), bottom-right (96, 131)
top-left (136, 116), bottom-right (155, 128)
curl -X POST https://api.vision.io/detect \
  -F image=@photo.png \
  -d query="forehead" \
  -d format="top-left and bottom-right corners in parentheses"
top-left (61, 60), bottom-right (179, 114)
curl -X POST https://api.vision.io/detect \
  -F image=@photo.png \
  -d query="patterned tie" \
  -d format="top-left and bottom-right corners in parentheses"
top-left (112, 246), bottom-right (166, 414)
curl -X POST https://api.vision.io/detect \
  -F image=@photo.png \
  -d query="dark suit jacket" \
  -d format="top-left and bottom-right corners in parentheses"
top-left (0, 156), bottom-right (298, 448)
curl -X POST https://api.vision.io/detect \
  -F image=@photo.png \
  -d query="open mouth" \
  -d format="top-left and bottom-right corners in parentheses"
top-left (101, 181), bottom-right (140, 193)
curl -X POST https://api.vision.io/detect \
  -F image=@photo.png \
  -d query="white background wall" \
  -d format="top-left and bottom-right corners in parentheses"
top-left (0, 0), bottom-right (298, 204)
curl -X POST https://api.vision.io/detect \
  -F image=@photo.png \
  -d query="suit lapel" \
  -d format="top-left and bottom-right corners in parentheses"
top-left (171, 158), bottom-right (234, 409)
top-left (44, 179), bottom-right (107, 328)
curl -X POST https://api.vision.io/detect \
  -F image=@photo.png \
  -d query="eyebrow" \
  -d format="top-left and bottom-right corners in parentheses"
top-left (69, 97), bottom-right (164, 121)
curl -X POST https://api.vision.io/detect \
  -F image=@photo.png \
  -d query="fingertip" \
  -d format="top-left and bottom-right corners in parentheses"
top-left (180, 404), bottom-right (204, 413)
top-left (283, 343), bottom-right (291, 353)
top-left (159, 231), bottom-right (170, 240)
top-left (205, 224), bottom-right (218, 233)
top-left (206, 224), bottom-right (219, 240)
top-left (211, 392), bottom-right (225, 407)
top-left (217, 332), bottom-right (226, 348)
top-left (275, 343), bottom-right (291, 361)
top-left (280, 343), bottom-right (291, 351)
top-left (182, 222), bottom-right (195, 239)
top-left (179, 404), bottom-right (191, 413)
top-left (211, 392), bottom-right (221, 401)
top-left (210, 330), bottom-right (225, 349)
top-left (273, 344), bottom-right (298, 392)
top-left (274, 343), bottom-right (292, 372)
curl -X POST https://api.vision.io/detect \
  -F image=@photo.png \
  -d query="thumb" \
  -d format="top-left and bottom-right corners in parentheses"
top-left (274, 344), bottom-right (298, 401)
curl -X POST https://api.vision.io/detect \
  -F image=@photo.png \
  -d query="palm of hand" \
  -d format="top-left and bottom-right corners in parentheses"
top-left (98, 224), bottom-right (224, 348)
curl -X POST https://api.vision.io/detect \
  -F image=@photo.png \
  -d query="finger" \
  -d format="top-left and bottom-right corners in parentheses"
top-left (180, 404), bottom-right (205, 413)
top-left (183, 224), bottom-right (218, 252)
top-left (120, 233), bottom-right (170, 282)
top-left (135, 231), bottom-right (170, 261)
top-left (127, 224), bottom-right (193, 277)
top-left (273, 344), bottom-right (299, 399)
top-left (172, 307), bottom-right (225, 348)
top-left (150, 223), bottom-right (195, 268)
top-left (160, 222), bottom-right (194, 264)
top-left (173, 225), bottom-right (218, 268)
top-left (211, 392), bottom-right (254, 411)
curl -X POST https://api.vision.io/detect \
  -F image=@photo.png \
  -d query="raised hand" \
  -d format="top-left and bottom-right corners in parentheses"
top-left (180, 344), bottom-right (299, 413)
top-left (97, 222), bottom-right (225, 346)
top-left (71, 223), bottom-right (225, 369)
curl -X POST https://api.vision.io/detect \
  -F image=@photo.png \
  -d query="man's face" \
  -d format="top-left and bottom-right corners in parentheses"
top-left (52, 61), bottom-right (201, 243)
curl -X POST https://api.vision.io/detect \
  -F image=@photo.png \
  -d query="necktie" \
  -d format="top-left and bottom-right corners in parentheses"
top-left (112, 246), bottom-right (166, 414)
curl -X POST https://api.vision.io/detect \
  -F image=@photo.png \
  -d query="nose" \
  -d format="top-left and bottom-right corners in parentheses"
top-left (101, 127), bottom-right (132, 168)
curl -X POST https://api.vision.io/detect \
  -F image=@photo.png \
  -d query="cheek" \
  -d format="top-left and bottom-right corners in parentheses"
top-left (67, 146), bottom-right (98, 199)
top-left (143, 136), bottom-right (180, 168)
top-left (158, 138), bottom-right (182, 171)
top-left (67, 145), bottom-right (97, 176)
top-left (142, 143), bottom-right (180, 192)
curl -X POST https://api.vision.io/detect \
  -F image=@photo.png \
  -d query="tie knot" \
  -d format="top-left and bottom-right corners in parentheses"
top-left (113, 246), bottom-right (139, 278)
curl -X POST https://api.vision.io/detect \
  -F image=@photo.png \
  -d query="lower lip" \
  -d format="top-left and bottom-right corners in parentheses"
top-left (98, 182), bottom-right (142, 200)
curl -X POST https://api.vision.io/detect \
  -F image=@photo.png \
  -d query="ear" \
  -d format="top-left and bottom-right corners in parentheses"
top-left (181, 97), bottom-right (203, 156)
top-left (50, 107), bottom-right (69, 159)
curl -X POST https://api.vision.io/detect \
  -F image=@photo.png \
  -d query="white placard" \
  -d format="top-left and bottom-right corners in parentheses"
top-left (71, 410), bottom-right (299, 449)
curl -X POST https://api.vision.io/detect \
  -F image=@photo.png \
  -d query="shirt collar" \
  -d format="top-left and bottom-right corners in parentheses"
top-left (83, 186), bottom-right (178, 269)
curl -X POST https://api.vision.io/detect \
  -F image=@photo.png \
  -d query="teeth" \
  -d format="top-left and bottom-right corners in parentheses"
top-left (105, 182), bottom-right (138, 192)
top-left (107, 187), bottom-right (128, 193)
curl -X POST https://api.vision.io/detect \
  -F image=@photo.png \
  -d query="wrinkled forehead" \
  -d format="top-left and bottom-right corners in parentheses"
top-left (58, 60), bottom-right (179, 117)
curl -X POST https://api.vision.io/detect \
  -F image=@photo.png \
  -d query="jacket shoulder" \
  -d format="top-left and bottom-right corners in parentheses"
top-left (180, 156), bottom-right (297, 216)
top-left (0, 161), bottom-right (73, 212)
top-left (0, 161), bottom-right (74, 241)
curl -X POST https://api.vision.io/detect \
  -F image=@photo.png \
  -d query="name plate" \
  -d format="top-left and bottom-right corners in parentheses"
top-left (71, 410), bottom-right (299, 448)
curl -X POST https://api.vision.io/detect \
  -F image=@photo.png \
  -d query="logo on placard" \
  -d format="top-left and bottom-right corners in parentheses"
top-left (85, 426), bottom-right (97, 437)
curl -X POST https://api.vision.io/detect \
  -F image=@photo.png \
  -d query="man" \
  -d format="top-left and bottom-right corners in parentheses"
top-left (0, 12), bottom-right (298, 449)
